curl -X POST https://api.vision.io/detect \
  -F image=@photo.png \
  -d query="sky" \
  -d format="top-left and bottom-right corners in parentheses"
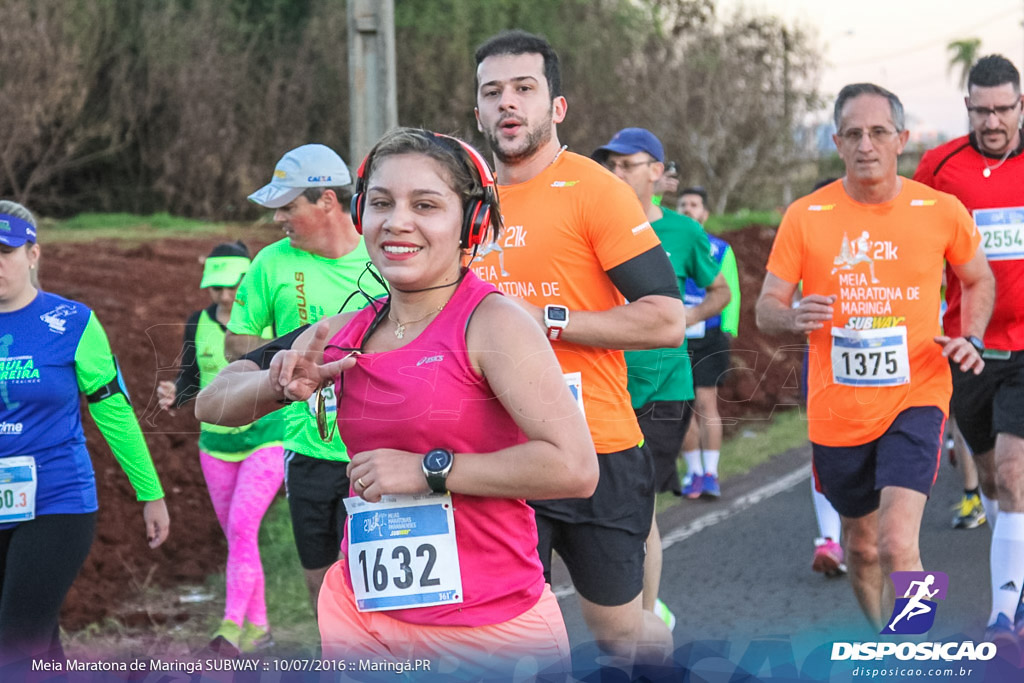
top-left (721, 0), bottom-right (1024, 138)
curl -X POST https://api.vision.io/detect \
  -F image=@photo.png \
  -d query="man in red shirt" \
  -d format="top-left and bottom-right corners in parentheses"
top-left (914, 54), bottom-right (1024, 648)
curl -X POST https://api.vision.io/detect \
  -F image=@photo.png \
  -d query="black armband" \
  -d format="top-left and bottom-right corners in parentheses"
top-left (241, 325), bottom-right (310, 370)
top-left (86, 356), bottom-right (132, 406)
top-left (606, 247), bottom-right (682, 302)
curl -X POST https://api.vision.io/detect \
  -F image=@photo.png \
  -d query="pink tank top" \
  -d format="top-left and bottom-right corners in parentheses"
top-left (324, 270), bottom-right (544, 626)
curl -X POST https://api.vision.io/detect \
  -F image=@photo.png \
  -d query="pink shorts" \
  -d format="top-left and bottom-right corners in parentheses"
top-left (318, 560), bottom-right (571, 679)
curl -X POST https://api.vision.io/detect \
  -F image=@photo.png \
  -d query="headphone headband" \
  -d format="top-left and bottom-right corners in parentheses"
top-left (350, 130), bottom-right (498, 249)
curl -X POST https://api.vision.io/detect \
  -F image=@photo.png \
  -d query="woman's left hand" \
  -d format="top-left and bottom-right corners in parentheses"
top-left (347, 449), bottom-right (431, 503)
top-left (143, 498), bottom-right (170, 548)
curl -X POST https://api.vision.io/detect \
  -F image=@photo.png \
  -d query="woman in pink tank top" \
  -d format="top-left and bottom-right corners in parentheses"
top-left (201, 128), bottom-right (597, 679)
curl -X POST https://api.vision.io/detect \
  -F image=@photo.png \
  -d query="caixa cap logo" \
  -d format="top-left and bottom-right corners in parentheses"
top-left (881, 571), bottom-right (948, 635)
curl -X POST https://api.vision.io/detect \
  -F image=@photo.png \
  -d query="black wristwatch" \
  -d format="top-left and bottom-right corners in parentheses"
top-left (422, 448), bottom-right (454, 494)
top-left (966, 335), bottom-right (985, 354)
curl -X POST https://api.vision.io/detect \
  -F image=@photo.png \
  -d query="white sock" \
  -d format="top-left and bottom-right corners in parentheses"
top-left (683, 450), bottom-right (704, 476)
top-left (703, 450), bottom-right (720, 476)
top-left (812, 478), bottom-right (842, 541)
top-left (981, 492), bottom-right (999, 526)
top-left (988, 512), bottom-right (1024, 625)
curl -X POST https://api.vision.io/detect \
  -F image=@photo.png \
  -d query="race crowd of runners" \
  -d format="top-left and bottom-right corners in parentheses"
top-left (1, 26), bottom-right (1024, 680)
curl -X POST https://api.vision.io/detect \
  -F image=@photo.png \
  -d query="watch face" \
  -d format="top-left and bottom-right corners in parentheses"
top-left (425, 449), bottom-right (453, 471)
top-left (547, 306), bottom-right (568, 322)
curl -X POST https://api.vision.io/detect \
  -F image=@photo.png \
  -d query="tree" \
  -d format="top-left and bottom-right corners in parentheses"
top-left (947, 38), bottom-right (981, 90)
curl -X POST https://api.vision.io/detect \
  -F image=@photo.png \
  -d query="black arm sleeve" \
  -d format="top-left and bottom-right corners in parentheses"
top-left (606, 246), bottom-right (682, 302)
top-left (241, 324), bottom-right (311, 371)
top-left (172, 309), bottom-right (204, 408)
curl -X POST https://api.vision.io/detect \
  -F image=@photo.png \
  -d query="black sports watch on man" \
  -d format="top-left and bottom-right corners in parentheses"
top-left (966, 335), bottom-right (985, 354)
top-left (422, 448), bottom-right (454, 494)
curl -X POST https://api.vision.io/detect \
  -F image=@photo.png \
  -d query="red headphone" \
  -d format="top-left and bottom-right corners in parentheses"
top-left (350, 131), bottom-right (498, 249)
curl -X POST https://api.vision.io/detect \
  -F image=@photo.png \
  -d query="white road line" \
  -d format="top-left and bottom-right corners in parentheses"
top-left (553, 464), bottom-right (811, 600)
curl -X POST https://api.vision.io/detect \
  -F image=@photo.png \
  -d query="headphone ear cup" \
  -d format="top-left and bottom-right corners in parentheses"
top-left (462, 200), bottom-right (490, 248)
top-left (350, 193), bottom-right (364, 234)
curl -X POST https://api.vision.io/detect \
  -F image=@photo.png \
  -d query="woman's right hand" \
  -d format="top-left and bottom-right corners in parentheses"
top-left (268, 321), bottom-right (358, 402)
top-left (156, 381), bottom-right (176, 411)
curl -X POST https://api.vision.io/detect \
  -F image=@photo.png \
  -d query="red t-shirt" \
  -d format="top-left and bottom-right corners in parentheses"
top-left (914, 134), bottom-right (1024, 350)
top-left (767, 179), bottom-right (979, 446)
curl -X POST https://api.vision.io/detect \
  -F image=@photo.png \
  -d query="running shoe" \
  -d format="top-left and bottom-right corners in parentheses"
top-left (700, 473), bottom-right (721, 498)
top-left (240, 620), bottom-right (275, 653)
top-left (654, 599), bottom-right (677, 633)
top-left (202, 619), bottom-right (242, 658)
top-left (952, 493), bottom-right (986, 529)
top-left (812, 537), bottom-right (847, 577)
top-left (984, 612), bottom-right (1021, 663)
top-left (681, 473), bottom-right (703, 499)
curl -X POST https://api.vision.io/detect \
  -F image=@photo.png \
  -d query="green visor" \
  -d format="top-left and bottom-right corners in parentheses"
top-left (200, 255), bottom-right (250, 288)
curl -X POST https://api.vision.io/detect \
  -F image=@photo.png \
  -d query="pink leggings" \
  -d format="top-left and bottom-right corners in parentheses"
top-left (200, 446), bottom-right (284, 627)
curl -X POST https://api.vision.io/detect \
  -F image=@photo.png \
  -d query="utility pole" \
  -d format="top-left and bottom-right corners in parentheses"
top-left (348, 0), bottom-right (398, 164)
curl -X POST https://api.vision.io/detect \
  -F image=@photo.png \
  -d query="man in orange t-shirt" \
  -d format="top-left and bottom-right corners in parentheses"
top-left (757, 83), bottom-right (994, 630)
top-left (473, 30), bottom-right (686, 660)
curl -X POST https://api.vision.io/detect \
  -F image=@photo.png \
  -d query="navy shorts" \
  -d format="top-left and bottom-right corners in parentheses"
top-left (812, 406), bottom-right (945, 518)
top-left (284, 450), bottom-right (350, 570)
top-left (950, 352), bottom-right (1024, 455)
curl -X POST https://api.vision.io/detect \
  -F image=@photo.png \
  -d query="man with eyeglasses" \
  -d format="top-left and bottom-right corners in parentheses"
top-left (223, 144), bottom-right (385, 617)
top-left (756, 83), bottom-right (994, 630)
top-left (914, 54), bottom-right (1024, 650)
top-left (592, 127), bottom-right (729, 634)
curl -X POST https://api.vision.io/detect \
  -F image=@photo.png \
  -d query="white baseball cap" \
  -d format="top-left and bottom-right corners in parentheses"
top-left (248, 144), bottom-right (353, 208)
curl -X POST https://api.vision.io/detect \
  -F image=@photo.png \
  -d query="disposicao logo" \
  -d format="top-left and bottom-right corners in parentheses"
top-left (882, 571), bottom-right (947, 635)
top-left (831, 571), bottom-right (996, 663)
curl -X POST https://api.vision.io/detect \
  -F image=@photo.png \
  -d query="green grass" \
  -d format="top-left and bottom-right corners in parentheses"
top-left (705, 209), bottom-right (781, 234)
top-left (40, 212), bottom-right (257, 243)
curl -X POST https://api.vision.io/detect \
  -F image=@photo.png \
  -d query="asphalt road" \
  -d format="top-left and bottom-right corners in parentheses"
top-left (552, 444), bottom-right (1004, 680)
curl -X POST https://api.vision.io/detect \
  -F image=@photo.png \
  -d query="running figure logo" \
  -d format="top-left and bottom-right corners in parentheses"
top-left (832, 231), bottom-right (880, 283)
top-left (881, 571), bottom-right (949, 635)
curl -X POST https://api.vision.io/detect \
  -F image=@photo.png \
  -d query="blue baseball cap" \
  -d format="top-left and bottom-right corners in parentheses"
top-left (248, 144), bottom-right (353, 209)
top-left (592, 128), bottom-right (665, 163)
top-left (0, 213), bottom-right (37, 247)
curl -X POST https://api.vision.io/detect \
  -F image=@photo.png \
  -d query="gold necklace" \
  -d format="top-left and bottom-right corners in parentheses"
top-left (982, 146), bottom-right (1013, 177)
top-left (388, 303), bottom-right (445, 339)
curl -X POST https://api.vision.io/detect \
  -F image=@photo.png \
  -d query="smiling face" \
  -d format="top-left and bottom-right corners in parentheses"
top-left (362, 153), bottom-right (464, 290)
top-left (474, 52), bottom-right (566, 166)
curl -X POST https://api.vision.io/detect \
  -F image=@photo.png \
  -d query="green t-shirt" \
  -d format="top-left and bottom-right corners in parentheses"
top-left (228, 238), bottom-right (384, 460)
top-left (625, 208), bottom-right (721, 406)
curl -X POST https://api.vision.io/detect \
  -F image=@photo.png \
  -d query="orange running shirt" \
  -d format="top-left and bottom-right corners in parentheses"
top-left (471, 151), bottom-right (661, 452)
top-left (766, 179), bottom-right (980, 447)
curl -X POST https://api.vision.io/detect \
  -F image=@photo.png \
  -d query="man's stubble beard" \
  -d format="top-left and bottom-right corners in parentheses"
top-left (484, 108), bottom-right (554, 165)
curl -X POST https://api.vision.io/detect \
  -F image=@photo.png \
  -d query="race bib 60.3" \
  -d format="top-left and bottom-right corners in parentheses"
top-left (344, 493), bottom-right (463, 612)
top-left (0, 456), bottom-right (37, 523)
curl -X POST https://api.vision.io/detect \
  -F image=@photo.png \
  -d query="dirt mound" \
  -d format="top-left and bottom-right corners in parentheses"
top-left (42, 229), bottom-right (279, 630)
top-left (45, 222), bottom-right (799, 629)
top-left (715, 224), bottom-right (806, 429)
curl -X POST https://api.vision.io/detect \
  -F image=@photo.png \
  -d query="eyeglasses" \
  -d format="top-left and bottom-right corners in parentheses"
top-left (837, 127), bottom-right (899, 145)
top-left (603, 159), bottom-right (656, 172)
top-left (966, 102), bottom-right (1021, 118)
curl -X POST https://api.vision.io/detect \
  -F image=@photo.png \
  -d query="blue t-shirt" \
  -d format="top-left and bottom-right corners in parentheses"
top-left (1, 293), bottom-right (105, 519)
top-left (684, 233), bottom-right (731, 329)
